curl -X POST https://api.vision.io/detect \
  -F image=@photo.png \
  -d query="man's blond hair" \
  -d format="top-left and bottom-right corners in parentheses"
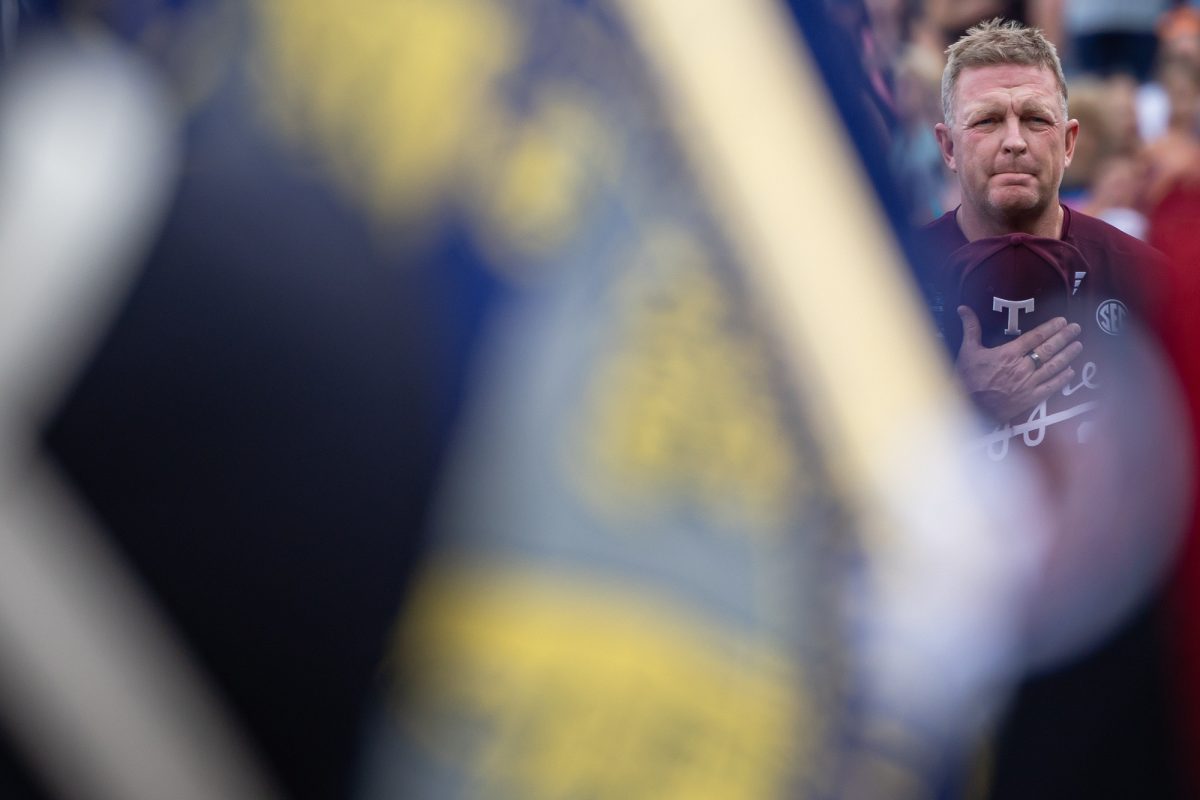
top-left (941, 18), bottom-right (1068, 124)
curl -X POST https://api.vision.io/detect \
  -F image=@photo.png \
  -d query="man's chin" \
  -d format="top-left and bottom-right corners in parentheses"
top-left (987, 192), bottom-right (1045, 222)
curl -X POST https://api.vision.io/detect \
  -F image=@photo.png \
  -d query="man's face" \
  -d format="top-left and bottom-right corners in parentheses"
top-left (935, 64), bottom-right (1078, 228)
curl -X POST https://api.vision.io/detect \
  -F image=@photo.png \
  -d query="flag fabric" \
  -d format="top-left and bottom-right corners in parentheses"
top-left (344, 1), bottom-right (1022, 798)
top-left (0, 2), bottom-right (1046, 799)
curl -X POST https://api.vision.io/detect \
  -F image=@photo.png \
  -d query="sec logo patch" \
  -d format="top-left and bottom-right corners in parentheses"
top-left (1096, 299), bottom-right (1128, 336)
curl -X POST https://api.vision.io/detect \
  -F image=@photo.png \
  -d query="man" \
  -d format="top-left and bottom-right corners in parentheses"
top-left (918, 17), bottom-right (1168, 433)
top-left (915, 18), bottom-right (1189, 800)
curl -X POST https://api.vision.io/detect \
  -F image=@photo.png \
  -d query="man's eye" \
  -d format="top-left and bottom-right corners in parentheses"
top-left (973, 117), bottom-right (997, 126)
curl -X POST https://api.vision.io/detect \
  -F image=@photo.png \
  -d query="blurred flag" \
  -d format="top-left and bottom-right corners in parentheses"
top-left (0, 24), bottom-right (280, 800)
top-left (0, 2), bottom-right (1050, 799)
top-left (337, 1), bottom-right (1036, 799)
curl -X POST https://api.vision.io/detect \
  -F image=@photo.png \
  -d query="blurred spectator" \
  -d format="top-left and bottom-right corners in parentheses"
top-left (1137, 9), bottom-right (1200, 141)
top-left (1061, 76), bottom-right (1141, 204)
top-left (1148, 154), bottom-right (1200, 800)
top-left (1059, 78), bottom-right (1113, 201)
top-left (863, 0), bottom-right (912, 73)
top-left (827, 0), bottom-right (899, 134)
top-left (921, 0), bottom-right (1028, 50)
top-left (891, 44), bottom-right (956, 222)
top-left (1102, 73), bottom-right (1145, 151)
top-left (1083, 154), bottom-right (1150, 238)
top-left (1062, 0), bottom-right (1169, 81)
top-left (1142, 55), bottom-right (1200, 209)
top-left (1159, 4), bottom-right (1200, 62)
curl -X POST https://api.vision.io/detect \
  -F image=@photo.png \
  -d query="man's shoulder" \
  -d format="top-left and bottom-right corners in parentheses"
top-left (912, 210), bottom-right (966, 264)
top-left (1065, 207), bottom-right (1166, 266)
top-left (1065, 207), bottom-right (1171, 321)
top-left (914, 209), bottom-right (961, 244)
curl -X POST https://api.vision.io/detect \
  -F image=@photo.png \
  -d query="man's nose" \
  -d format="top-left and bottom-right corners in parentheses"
top-left (1001, 117), bottom-right (1027, 154)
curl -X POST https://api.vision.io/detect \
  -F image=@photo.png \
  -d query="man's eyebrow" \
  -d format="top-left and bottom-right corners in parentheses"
top-left (1015, 98), bottom-right (1057, 116)
top-left (961, 103), bottom-right (1002, 119)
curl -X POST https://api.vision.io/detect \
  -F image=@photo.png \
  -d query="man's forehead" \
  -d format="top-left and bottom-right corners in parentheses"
top-left (961, 91), bottom-right (1058, 111)
top-left (958, 63), bottom-right (1059, 95)
top-left (955, 64), bottom-right (1061, 112)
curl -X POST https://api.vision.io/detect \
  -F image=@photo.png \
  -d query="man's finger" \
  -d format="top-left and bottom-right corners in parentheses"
top-left (957, 305), bottom-right (982, 350)
top-left (1011, 317), bottom-right (1076, 354)
top-left (1030, 366), bottom-right (1077, 406)
top-left (1034, 339), bottom-right (1085, 379)
top-left (1033, 323), bottom-right (1085, 361)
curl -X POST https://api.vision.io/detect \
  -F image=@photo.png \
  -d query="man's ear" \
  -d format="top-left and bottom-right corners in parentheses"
top-left (934, 122), bottom-right (956, 172)
top-left (1063, 118), bottom-right (1080, 168)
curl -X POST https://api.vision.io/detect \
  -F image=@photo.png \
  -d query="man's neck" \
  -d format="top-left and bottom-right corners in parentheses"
top-left (955, 203), bottom-right (1063, 241)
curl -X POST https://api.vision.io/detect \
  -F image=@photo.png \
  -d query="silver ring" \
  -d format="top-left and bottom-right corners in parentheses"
top-left (1028, 351), bottom-right (1042, 368)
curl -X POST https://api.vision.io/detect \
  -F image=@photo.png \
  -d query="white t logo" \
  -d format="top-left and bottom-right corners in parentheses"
top-left (993, 297), bottom-right (1035, 335)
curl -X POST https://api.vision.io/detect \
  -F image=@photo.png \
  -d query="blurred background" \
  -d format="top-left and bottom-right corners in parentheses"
top-left (0, 1), bottom-right (1198, 799)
